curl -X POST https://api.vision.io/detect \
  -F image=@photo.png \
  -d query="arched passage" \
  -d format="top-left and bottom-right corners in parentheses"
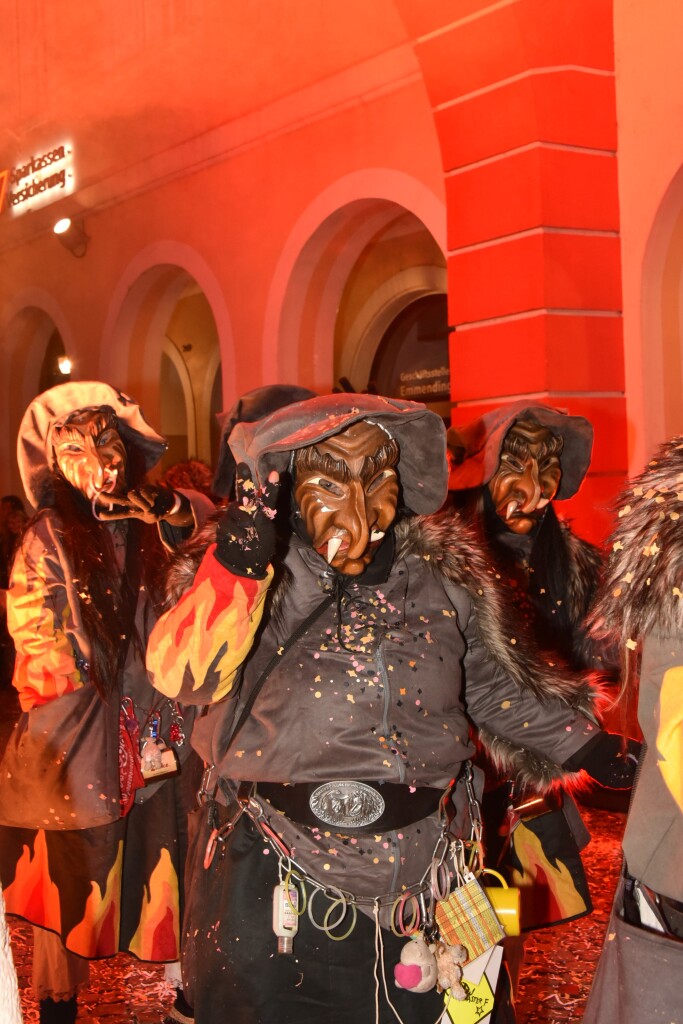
top-left (0, 297), bottom-right (75, 498)
top-left (265, 172), bottom-right (446, 395)
top-left (103, 252), bottom-right (228, 472)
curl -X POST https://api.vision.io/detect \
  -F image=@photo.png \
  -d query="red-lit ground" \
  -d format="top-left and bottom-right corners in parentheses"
top-left (2, 687), bottom-right (623, 1023)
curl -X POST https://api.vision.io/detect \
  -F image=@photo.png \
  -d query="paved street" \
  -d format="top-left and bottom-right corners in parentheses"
top-left (1, 685), bottom-right (623, 1023)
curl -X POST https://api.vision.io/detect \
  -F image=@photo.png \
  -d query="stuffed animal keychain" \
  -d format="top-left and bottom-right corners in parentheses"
top-left (433, 939), bottom-right (468, 999)
top-left (394, 933), bottom-right (468, 1000)
top-left (394, 934), bottom-right (438, 993)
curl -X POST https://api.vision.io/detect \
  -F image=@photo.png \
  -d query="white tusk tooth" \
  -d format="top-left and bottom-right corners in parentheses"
top-left (370, 530), bottom-right (385, 542)
top-left (326, 536), bottom-right (343, 563)
top-left (536, 497), bottom-right (550, 510)
top-left (505, 500), bottom-right (519, 520)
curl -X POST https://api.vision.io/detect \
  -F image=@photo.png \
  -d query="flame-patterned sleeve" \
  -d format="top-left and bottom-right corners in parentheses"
top-left (7, 520), bottom-right (87, 712)
top-left (146, 544), bottom-right (273, 705)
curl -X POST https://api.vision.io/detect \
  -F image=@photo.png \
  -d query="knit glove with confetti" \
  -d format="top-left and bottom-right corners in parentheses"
top-left (214, 463), bottom-right (279, 579)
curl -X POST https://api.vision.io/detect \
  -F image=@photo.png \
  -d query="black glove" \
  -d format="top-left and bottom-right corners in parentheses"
top-left (92, 485), bottom-right (192, 526)
top-left (563, 732), bottom-right (641, 789)
top-left (214, 464), bottom-right (279, 578)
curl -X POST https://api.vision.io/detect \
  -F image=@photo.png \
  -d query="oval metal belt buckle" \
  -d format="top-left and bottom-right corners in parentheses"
top-left (309, 780), bottom-right (385, 829)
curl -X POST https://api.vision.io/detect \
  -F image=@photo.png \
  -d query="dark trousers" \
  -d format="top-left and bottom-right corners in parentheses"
top-left (182, 809), bottom-right (515, 1024)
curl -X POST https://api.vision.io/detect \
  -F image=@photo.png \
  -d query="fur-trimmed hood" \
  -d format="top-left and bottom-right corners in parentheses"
top-left (590, 435), bottom-right (683, 642)
top-left (166, 509), bottom-right (598, 791)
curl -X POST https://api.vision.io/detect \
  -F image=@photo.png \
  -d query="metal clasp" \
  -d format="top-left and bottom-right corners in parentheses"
top-left (197, 764), bottom-right (217, 806)
top-left (203, 801), bottom-right (245, 869)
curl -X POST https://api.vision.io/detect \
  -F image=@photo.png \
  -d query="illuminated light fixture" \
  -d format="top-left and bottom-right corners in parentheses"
top-left (57, 355), bottom-right (72, 375)
top-left (53, 216), bottom-right (88, 257)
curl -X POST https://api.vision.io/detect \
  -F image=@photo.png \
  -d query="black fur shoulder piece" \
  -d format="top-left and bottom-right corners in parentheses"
top-left (590, 436), bottom-right (683, 643)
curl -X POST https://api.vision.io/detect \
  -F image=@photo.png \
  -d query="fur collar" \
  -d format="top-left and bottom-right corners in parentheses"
top-left (590, 436), bottom-right (683, 642)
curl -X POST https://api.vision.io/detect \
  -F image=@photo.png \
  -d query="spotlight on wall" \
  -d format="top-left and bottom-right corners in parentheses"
top-left (53, 217), bottom-right (88, 257)
top-left (57, 355), bottom-right (72, 375)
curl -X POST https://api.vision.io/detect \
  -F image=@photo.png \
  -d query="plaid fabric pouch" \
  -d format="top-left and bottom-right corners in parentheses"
top-left (435, 873), bottom-right (505, 960)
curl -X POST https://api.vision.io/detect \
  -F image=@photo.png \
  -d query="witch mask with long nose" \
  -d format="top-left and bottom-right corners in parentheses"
top-left (293, 420), bottom-right (400, 576)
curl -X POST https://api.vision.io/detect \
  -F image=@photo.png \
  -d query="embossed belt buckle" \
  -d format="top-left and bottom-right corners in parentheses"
top-left (309, 780), bottom-right (385, 829)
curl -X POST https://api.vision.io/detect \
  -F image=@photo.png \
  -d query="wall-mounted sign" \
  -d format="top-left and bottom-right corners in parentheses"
top-left (2, 143), bottom-right (75, 216)
top-left (370, 295), bottom-right (452, 414)
top-left (399, 365), bottom-right (450, 400)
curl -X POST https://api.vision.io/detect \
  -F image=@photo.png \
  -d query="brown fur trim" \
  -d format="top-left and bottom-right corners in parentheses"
top-left (561, 522), bottom-right (604, 626)
top-left (590, 436), bottom-right (683, 643)
top-left (395, 510), bottom-right (600, 791)
top-left (163, 515), bottom-right (219, 608)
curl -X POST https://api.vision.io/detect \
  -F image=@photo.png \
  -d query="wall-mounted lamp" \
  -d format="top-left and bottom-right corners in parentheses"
top-left (53, 217), bottom-right (88, 257)
top-left (57, 355), bottom-right (72, 375)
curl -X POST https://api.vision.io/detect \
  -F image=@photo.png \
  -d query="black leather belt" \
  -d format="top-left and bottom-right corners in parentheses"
top-left (256, 780), bottom-right (447, 835)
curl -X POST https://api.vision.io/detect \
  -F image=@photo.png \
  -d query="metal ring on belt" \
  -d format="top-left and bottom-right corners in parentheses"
top-left (256, 780), bottom-right (447, 834)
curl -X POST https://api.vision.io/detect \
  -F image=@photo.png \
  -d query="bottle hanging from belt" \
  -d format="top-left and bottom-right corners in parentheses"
top-left (272, 881), bottom-right (299, 954)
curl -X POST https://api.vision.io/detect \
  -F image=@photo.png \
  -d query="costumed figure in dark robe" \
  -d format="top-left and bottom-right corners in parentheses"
top-left (447, 402), bottom-right (606, 674)
top-left (583, 437), bottom-right (683, 1024)
top-left (146, 392), bottom-right (637, 1024)
top-left (447, 402), bottom-right (624, 971)
top-left (0, 382), bottom-right (211, 1024)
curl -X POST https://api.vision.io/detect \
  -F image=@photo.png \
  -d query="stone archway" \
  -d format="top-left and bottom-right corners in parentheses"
top-left (0, 298), bottom-right (74, 499)
top-left (102, 250), bottom-right (228, 472)
top-left (265, 171), bottom-right (446, 394)
top-left (391, 0), bottom-right (624, 541)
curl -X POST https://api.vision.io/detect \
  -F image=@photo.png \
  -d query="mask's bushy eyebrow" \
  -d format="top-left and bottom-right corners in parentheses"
top-left (294, 446), bottom-right (351, 483)
top-left (360, 439), bottom-right (399, 484)
top-left (502, 428), bottom-right (564, 464)
top-left (294, 438), bottom-right (399, 486)
top-left (54, 407), bottom-right (119, 446)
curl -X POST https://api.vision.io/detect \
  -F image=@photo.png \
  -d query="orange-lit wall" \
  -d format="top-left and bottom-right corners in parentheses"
top-left (614, 0), bottom-right (683, 473)
top-left (2, 1), bottom-right (683, 546)
top-left (0, 3), bottom-right (446, 498)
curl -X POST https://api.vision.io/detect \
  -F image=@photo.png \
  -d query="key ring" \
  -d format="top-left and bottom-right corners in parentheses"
top-left (283, 865), bottom-right (308, 916)
top-left (307, 886), bottom-right (342, 931)
top-left (307, 886), bottom-right (357, 940)
top-left (430, 855), bottom-right (451, 904)
top-left (323, 898), bottom-right (357, 941)
top-left (390, 891), bottom-right (421, 937)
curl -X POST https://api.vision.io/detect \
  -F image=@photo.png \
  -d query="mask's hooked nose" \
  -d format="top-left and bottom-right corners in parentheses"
top-left (517, 463), bottom-right (542, 513)
top-left (342, 480), bottom-right (370, 560)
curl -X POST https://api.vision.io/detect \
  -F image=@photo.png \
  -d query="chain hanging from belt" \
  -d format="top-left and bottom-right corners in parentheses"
top-left (199, 762), bottom-right (486, 947)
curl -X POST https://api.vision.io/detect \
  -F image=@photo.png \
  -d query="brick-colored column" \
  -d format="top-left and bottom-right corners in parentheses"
top-left (395, 0), bottom-right (625, 539)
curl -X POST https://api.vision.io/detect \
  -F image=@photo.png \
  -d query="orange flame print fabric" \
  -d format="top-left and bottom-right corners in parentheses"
top-left (147, 544), bottom-right (271, 704)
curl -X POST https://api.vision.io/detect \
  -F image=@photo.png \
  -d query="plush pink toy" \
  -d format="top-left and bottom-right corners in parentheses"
top-left (393, 934), bottom-right (438, 993)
